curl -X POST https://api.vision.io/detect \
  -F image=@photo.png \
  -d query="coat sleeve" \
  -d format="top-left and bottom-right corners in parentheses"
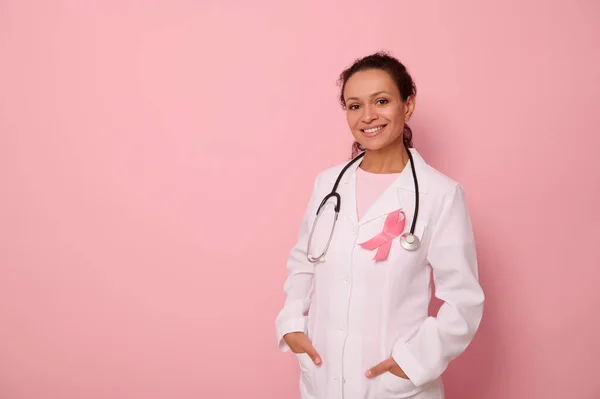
top-left (391, 184), bottom-right (485, 386)
top-left (274, 173), bottom-right (321, 352)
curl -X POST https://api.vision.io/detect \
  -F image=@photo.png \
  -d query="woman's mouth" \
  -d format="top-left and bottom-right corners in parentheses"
top-left (361, 124), bottom-right (387, 137)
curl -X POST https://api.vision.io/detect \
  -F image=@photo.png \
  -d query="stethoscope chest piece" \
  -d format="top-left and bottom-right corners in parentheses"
top-left (400, 233), bottom-right (420, 251)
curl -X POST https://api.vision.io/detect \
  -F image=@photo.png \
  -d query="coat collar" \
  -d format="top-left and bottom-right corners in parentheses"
top-left (333, 148), bottom-right (429, 226)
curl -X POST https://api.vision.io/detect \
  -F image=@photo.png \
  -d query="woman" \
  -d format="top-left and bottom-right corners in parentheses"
top-left (275, 52), bottom-right (484, 399)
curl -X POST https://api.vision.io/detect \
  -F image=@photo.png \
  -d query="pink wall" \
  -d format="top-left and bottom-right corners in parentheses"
top-left (1, 1), bottom-right (599, 398)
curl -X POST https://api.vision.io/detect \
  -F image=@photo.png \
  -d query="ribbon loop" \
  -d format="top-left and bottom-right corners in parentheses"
top-left (357, 209), bottom-right (406, 261)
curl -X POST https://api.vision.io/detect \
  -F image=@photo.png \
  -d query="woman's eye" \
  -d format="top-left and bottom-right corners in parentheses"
top-left (376, 99), bottom-right (389, 105)
top-left (349, 104), bottom-right (360, 110)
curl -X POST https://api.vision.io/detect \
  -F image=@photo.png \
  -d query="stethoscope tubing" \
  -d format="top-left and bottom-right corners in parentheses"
top-left (308, 145), bottom-right (420, 262)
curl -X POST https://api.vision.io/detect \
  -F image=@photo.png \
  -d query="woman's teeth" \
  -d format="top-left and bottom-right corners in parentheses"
top-left (363, 126), bottom-right (385, 133)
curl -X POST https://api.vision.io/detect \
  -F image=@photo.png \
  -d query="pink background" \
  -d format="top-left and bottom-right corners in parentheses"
top-left (1, 1), bottom-right (599, 398)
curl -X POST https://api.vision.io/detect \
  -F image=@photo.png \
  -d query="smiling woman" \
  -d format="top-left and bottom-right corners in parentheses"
top-left (338, 54), bottom-right (417, 162)
top-left (275, 52), bottom-right (485, 399)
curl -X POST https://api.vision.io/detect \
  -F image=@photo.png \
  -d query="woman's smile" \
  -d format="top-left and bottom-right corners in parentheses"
top-left (361, 124), bottom-right (388, 137)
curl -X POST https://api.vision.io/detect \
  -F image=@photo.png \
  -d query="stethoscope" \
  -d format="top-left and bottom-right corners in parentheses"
top-left (306, 145), bottom-right (421, 263)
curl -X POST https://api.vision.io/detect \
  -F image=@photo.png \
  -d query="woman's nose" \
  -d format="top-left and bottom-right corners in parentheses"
top-left (361, 105), bottom-right (379, 122)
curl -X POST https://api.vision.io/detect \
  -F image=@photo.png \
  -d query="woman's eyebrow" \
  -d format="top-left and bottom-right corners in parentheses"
top-left (345, 91), bottom-right (391, 102)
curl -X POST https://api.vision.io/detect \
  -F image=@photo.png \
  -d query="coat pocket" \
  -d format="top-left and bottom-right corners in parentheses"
top-left (295, 353), bottom-right (318, 398)
top-left (379, 371), bottom-right (421, 398)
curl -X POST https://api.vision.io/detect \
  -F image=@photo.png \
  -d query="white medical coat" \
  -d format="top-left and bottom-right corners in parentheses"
top-left (275, 148), bottom-right (484, 399)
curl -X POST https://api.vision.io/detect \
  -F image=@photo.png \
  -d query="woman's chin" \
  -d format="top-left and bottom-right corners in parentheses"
top-left (354, 137), bottom-right (395, 152)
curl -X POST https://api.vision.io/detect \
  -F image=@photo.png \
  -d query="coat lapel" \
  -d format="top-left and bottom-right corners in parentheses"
top-left (339, 163), bottom-right (360, 227)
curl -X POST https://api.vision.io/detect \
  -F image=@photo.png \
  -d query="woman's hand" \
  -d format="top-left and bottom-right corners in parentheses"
top-left (366, 357), bottom-right (409, 380)
top-left (283, 332), bottom-right (322, 365)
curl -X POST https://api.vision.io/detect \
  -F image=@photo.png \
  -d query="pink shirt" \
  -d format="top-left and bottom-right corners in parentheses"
top-left (355, 167), bottom-right (401, 220)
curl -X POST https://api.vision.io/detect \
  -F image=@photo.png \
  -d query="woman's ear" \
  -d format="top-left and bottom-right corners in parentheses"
top-left (405, 95), bottom-right (416, 122)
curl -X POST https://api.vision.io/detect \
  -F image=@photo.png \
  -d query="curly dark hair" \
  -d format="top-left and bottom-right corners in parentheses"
top-left (337, 51), bottom-right (417, 158)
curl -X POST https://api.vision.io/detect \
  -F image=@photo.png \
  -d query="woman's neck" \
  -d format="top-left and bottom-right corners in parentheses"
top-left (359, 141), bottom-right (408, 174)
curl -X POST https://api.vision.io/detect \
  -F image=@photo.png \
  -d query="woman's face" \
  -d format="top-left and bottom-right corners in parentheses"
top-left (343, 69), bottom-right (415, 152)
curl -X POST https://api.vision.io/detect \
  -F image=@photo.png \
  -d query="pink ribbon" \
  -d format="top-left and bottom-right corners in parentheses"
top-left (358, 209), bottom-right (406, 261)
